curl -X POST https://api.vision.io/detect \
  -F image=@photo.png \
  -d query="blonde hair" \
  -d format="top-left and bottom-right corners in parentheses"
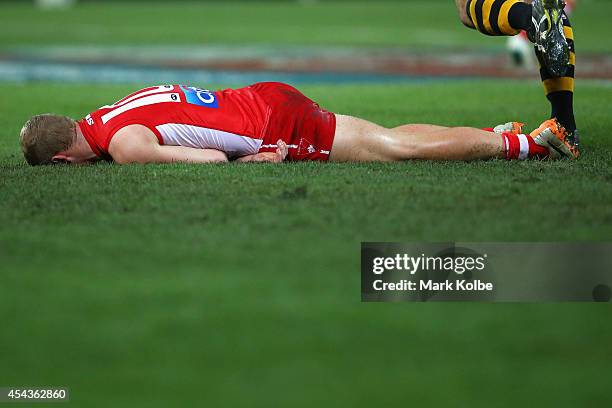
top-left (20, 114), bottom-right (76, 165)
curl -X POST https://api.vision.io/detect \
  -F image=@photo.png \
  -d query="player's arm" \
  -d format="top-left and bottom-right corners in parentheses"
top-left (108, 124), bottom-right (229, 164)
top-left (234, 140), bottom-right (288, 163)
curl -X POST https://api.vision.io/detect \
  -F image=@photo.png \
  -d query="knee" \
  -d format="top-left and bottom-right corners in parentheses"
top-left (461, 17), bottom-right (475, 29)
top-left (456, 0), bottom-right (475, 28)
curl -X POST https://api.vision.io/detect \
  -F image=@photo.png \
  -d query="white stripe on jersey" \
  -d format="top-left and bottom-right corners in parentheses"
top-left (156, 123), bottom-right (262, 158)
top-left (518, 134), bottom-right (530, 160)
top-left (111, 85), bottom-right (174, 107)
top-left (101, 93), bottom-right (180, 124)
top-left (261, 144), bottom-right (298, 149)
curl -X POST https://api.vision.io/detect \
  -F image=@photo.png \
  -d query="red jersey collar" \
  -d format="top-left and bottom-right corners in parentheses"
top-left (77, 119), bottom-right (103, 158)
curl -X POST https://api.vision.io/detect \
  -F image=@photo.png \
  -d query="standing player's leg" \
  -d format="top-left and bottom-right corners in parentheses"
top-left (454, 0), bottom-right (578, 140)
top-left (463, 0), bottom-right (571, 76)
top-left (454, 0), bottom-right (573, 82)
top-left (456, 0), bottom-right (533, 35)
top-left (538, 11), bottom-right (578, 142)
top-left (329, 114), bottom-right (576, 162)
top-left (455, 0), bottom-right (476, 28)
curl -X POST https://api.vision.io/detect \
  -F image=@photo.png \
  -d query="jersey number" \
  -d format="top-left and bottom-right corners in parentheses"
top-left (98, 84), bottom-right (219, 125)
top-left (100, 85), bottom-right (181, 124)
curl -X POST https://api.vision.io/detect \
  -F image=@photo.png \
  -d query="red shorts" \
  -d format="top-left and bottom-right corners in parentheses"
top-left (249, 82), bottom-right (336, 161)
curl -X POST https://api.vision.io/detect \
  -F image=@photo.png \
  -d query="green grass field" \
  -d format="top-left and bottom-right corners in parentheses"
top-left (2, 81), bottom-right (611, 407)
top-left (1, 0), bottom-right (611, 52)
top-left (1, 1), bottom-right (612, 407)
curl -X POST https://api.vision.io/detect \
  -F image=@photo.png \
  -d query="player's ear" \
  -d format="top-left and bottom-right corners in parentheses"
top-left (51, 153), bottom-right (72, 164)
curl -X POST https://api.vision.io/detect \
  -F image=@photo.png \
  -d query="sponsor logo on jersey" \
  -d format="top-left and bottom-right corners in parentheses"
top-left (180, 85), bottom-right (219, 109)
top-left (297, 138), bottom-right (317, 157)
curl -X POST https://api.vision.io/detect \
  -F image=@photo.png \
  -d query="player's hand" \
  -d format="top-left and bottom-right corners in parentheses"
top-left (234, 140), bottom-right (288, 163)
top-left (250, 140), bottom-right (287, 162)
top-left (275, 140), bottom-right (288, 161)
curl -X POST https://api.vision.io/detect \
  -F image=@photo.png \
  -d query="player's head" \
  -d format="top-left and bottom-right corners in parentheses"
top-left (20, 114), bottom-right (77, 165)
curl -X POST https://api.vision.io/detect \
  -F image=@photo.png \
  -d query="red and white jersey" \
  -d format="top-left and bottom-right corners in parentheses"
top-left (78, 84), bottom-right (271, 159)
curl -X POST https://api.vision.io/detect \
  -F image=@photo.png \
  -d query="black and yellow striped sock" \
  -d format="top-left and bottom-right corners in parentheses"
top-left (466, 0), bottom-right (532, 36)
top-left (539, 12), bottom-right (576, 132)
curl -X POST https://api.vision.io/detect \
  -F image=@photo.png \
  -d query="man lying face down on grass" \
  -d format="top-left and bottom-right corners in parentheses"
top-left (20, 82), bottom-right (579, 166)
